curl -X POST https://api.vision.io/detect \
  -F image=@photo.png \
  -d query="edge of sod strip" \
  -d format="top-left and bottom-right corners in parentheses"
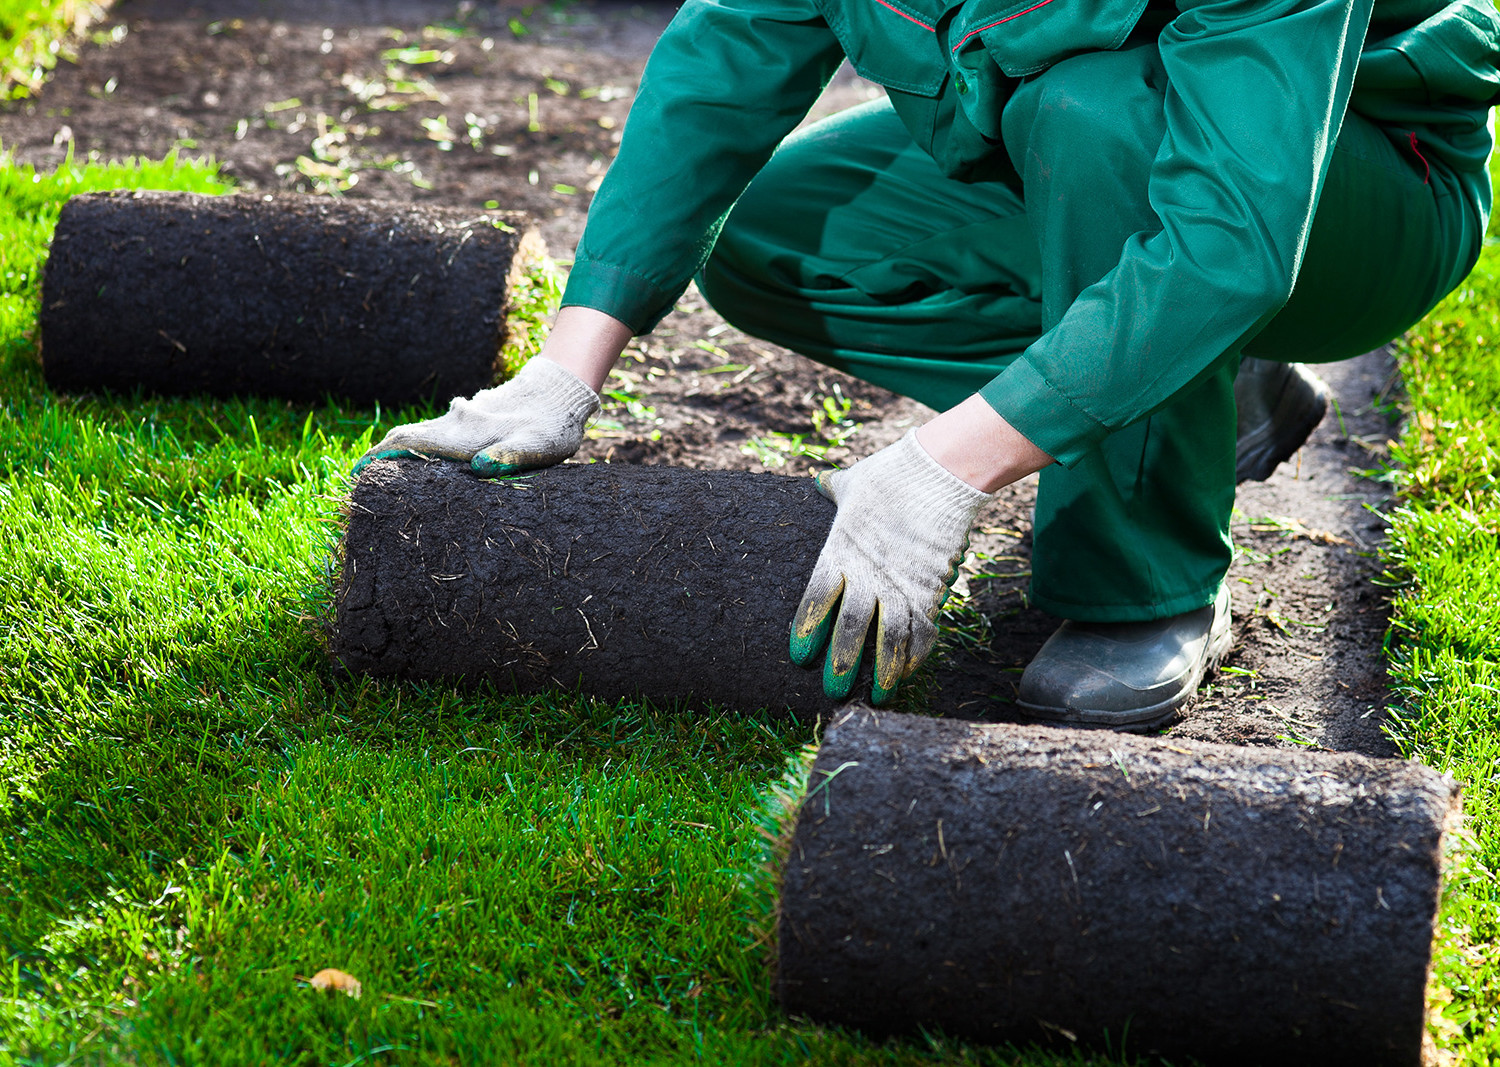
top-left (742, 742), bottom-right (818, 988)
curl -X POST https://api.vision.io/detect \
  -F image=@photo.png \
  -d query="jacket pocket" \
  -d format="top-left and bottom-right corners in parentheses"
top-left (950, 0), bottom-right (1149, 76)
top-left (815, 0), bottom-right (949, 95)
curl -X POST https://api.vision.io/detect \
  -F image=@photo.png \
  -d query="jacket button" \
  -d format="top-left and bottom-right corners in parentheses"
top-left (955, 74), bottom-right (969, 93)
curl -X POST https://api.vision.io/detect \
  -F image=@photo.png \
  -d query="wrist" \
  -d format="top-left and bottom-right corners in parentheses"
top-left (916, 394), bottom-right (1054, 494)
top-left (538, 305), bottom-right (634, 393)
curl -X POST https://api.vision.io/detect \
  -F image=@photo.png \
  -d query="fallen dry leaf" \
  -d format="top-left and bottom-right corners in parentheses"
top-left (1247, 515), bottom-right (1351, 546)
top-left (308, 967), bottom-right (363, 999)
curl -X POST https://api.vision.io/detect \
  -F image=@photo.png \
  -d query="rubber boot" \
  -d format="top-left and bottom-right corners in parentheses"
top-left (1017, 584), bottom-right (1233, 732)
top-left (1234, 359), bottom-right (1331, 482)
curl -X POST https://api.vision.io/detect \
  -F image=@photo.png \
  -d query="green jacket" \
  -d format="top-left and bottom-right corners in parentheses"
top-left (561, 0), bottom-right (1500, 464)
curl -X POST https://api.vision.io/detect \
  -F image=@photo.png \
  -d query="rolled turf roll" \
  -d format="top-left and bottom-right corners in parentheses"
top-left (775, 706), bottom-right (1458, 1066)
top-left (332, 457), bottom-right (842, 716)
top-left (40, 191), bottom-right (542, 405)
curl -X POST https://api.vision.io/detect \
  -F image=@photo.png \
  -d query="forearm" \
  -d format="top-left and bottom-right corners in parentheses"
top-left (917, 395), bottom-right (1053, 493)
top-left (537, 306), bottom-right (634, 393)
top-left (560, 0), bottom-right (844, 334)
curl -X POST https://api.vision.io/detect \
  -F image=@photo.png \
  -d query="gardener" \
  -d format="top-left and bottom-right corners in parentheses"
top-left (359, 0), bottom-right (1500, 728)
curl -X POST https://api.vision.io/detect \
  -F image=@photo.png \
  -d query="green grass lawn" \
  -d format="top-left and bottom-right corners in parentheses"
top-left (0, 0), bottom-right (106, 99)
top-left (0, 157), bottom-right (1145, 1065)
top-left (2, 152), bottom-right (1500, 1065)
top-left (1383, 236), bottom-right (1500, 1061)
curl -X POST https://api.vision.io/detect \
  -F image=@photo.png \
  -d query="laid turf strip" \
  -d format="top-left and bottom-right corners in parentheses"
top-left (333, 458), bottom-right (843, 716)
top-left (776, 707), bottom-right (1457, 1066)
top-left (39, 190), bottom-right (540, 404)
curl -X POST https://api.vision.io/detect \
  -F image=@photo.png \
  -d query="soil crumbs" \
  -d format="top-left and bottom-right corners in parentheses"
top-left (1, 0), bottom-right (1404, 757)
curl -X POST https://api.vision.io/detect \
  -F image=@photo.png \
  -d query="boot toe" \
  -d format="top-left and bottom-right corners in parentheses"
top-left (1017, 588), bottom-right (1232, 731)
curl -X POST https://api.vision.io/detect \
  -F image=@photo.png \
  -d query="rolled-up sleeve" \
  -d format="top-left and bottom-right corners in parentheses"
top-left (980, 0), bottom-right (1377, 467)
top-left (561, 0), bottom-right (847, 334)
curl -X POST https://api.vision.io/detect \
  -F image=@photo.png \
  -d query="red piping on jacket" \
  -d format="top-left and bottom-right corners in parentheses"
top-left (1409, 131), bottom-right (1431, 185)
top-left (951, 0), bottom-right (1057, 50)
top-left (873, 0), bottom-right (936, 31)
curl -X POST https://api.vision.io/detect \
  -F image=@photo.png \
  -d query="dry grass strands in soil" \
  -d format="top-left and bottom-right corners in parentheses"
top-left (40, 190), bottom-right (542, 405)
top-left (776, 706), bottom-right (1459, 1066)
top-left (332, 459), bottom-right (859, 717)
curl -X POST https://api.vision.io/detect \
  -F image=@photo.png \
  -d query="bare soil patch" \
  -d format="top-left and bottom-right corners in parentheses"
top-left (0, 0), bottom-right (1404, 756)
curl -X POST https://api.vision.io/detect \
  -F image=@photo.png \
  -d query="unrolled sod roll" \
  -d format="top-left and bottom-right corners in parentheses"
top-left (775, 706), bottom-right (1459, 1065)
top-left (40, 191), bottom-right (542, 405)
top-left (332, 458), bottom-right (842, 716)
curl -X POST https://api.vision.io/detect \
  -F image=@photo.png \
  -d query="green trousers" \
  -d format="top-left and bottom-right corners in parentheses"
top-left (699, 42), bottom-right (1483, 621)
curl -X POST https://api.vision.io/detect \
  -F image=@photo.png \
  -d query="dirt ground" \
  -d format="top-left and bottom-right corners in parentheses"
top-left (0, 0), bottom-right (1405, 756)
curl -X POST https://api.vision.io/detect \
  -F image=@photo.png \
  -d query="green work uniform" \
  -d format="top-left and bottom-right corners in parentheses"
top-left (561, 0), bottom-right (1500, 620)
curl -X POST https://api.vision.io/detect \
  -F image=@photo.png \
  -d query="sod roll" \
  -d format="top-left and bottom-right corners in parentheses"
top-left (40, 191), bottom-right (541, 404)
top-left (332, 457), bottom-right (842, 716)
top-left (777, 707), bottom-right (1458, 1065)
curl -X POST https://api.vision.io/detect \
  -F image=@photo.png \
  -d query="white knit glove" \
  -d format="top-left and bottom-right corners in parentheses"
top-left (354, 357), bottom-right (600, 476)
top-left (790, 429), bottom-right (993, 705)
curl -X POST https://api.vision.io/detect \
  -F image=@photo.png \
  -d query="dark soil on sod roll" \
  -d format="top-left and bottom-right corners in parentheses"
top-left (40, 190), bottom-right (540, 404)
top-left (777, 706), bottom-right (1458, 1065)
top-left (333, 458), bottom-right (848, 717)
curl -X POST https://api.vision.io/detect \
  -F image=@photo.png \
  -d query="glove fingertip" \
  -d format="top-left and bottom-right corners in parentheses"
top-left (471, 453), bottom-right (522, 477)
top-left (789, 609), bottom-right (834, 667)
top-left (906, 619), bottom-right (939, 679)
top-left (869, 674), bottom-right (898, 707)
top-left (872, 621), bottom-right (909, 709)
top-left (353, 448), bottom-right (412, 475)
top-left (822, 644), bottom-right (862, 701)
top-left (473, 445), bottom-right (551, 477)
top-left (791, 571), bottom-right (843, 667)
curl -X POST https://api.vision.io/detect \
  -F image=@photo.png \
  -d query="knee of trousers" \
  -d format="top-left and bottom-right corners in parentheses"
top-left (698, 132), bottom-right (835, 320)
top-left (697, 190), bottom-right (819, 338)
top-left (697, 235), bottom-right (773, 337)
top-left (1001, 47), bottom-right (1167, 192)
